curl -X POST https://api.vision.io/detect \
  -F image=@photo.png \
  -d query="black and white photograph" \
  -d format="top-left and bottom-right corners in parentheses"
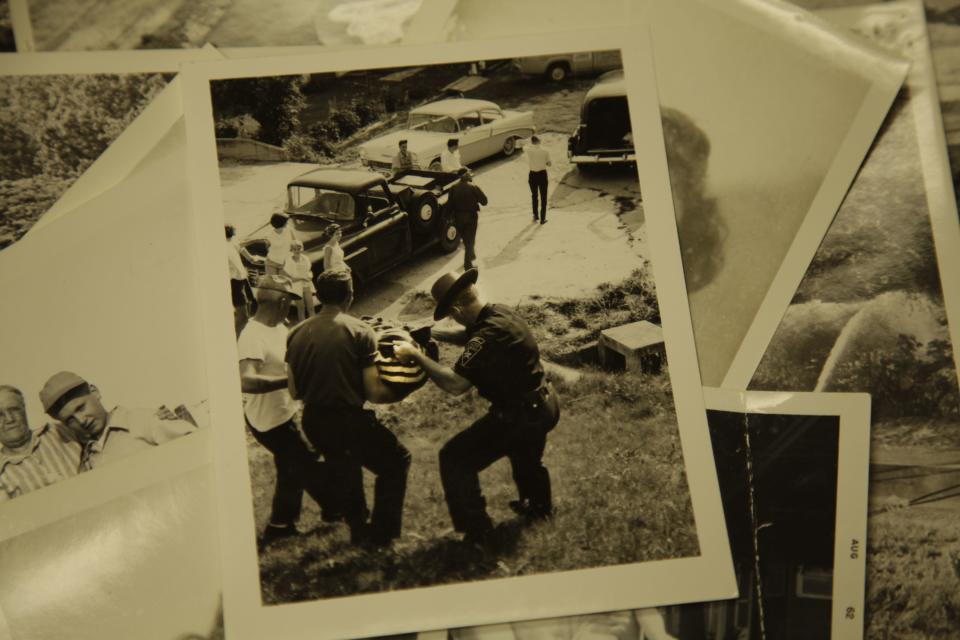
top-left (0, 64), bottom-right (170, 251)
top-left (15, 0), bottom-right (428, 51)
top-left (650, 0), bottom-right (909, 389)
top-left (374, 388), bottom-right (871, 640)
top-left (750, 3), bottom-right (960, 639)
top-left (182, 28), bottom-right (735, 640)
top-left (0, 84), bottom-right (231, 640)
top-left (0, 107), bottom-right (209, 511)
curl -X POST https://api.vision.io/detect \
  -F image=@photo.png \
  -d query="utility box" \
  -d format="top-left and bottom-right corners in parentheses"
top-left (598, 320), bottom-right (665, 374)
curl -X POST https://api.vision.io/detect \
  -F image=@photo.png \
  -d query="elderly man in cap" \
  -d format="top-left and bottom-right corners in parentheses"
top-left (0, 385), bottom-right (80, 501)
top-left (40, 371), bottom-right (198, 471)
top-left (238, 274), bottom-right (338, 547)
top-left (286, 269), bottom-right (410, 549)
top-left (394, 269), bottom-right (560, 545)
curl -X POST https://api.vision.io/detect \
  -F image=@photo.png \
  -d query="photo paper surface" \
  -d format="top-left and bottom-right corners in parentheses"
top-left (750, 2), bottom-right (960, 638)
top-left (650, 0), bottom-right (908, 389)
top-left (0, 107), bottom-right (222, 639)
top-left (16, 0), bottom-right (431, 52)
top-left (181, 25), bottom-right (736, 640)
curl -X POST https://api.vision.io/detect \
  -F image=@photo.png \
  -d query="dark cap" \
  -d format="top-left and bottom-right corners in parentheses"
top-left (431, 269), bottom-right (478, 320)
top-left (40, 371), bottom-right (89, 414)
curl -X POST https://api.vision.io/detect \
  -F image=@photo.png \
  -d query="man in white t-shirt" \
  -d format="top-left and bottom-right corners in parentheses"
top-left (440, 138), bottom-right (462, 172)
top-left (237, 274), bottom-right (339, 548)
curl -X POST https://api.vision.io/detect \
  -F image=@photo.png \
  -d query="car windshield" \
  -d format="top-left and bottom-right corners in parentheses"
top-left (408, 113), bottom-right (459, 133)
top-left (287, 186), bottom-right (355, 221)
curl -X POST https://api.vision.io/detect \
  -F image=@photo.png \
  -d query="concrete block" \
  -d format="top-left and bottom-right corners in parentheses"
top-left (598, 320), bottom-right (665, 374)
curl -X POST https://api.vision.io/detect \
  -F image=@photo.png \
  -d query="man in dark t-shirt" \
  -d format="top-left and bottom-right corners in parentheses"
top-left (447, 169), bottom-right (488, 271)
top-left (395, 269), bottom-right (560, 544)
top-left (286, 270), bottom-right (410, 548)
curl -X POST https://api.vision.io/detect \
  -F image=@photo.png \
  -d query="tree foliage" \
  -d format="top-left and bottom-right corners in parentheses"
top-left (0, 73), bottom-right (166, 180)
top-left (210, 76), bottom-right (306, 147)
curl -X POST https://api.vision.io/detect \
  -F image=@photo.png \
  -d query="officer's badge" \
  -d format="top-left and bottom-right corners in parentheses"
top-left (459, 337), bottom-right (485, 366)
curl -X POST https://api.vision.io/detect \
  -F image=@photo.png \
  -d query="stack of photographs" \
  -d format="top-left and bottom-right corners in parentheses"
top-left (1, 1), bottom-right (958, 639)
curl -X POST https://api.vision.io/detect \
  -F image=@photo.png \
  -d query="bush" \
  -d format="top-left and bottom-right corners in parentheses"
top-left (307, 119), bottom-right (340, 142)
top-left (282, 134), bottom-right (323, 164)
top-left (828, 332), bottom-right (960, 421)
top-left (211, 76), bottom-right (306, 147)
top-left (352, 97), bottom-right (385, 125)
top-left (329, 108), bottom-right (362, 140)
top-left (1, 73), bottom-right (166, 179)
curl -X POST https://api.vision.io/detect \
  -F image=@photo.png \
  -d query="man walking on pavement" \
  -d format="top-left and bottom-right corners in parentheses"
top-left (394, 269), bottom-right (560, 547)
top-left (525, 135), bottom-right (551, 224)
top-left (286, 270), bottom-right (411, 549)
top-left (237, 275), bottom-right (338, 548)
top-left (447, 168), bottom-right (488, 271)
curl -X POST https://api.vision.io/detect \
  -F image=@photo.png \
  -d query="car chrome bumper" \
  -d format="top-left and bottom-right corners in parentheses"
top-left (569, 153), bottom-right (637, 164)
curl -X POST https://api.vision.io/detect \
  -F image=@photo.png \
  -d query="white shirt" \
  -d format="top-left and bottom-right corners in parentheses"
top-left (227, 239), bottom-right (248, 281)
top-left (237, 320), bottom-right (297, 431)
top-left (324, 243), bottom-right (347, 272)
top-left (525, 145), bottom-right (551, 172)
top-left (283, 253), bottom-right (312, 284)
top-left (80, 406), bottom-right (196, 470)
top-left (266, 226), bottom-right (296, 265)
top-left (440, 147), bottom-right (462, 172)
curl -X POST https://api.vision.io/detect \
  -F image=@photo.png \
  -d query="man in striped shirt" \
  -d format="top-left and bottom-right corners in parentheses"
top-left (0, 385), bottom-right (81, 501)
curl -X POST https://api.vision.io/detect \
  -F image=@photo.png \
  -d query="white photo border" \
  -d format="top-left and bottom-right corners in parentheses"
top-left (703, 387), bottom-right (871, 639)
top-left (646, 0), bottom-right (910, 390)
top-left (181, 18), bottom-right (737, 640)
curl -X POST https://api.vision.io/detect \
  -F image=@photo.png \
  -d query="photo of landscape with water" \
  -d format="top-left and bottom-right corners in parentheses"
top-left (751, 7), bottom-right (960, 634)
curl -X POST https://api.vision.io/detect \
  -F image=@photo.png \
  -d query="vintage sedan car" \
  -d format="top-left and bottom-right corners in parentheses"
top-left (568, 70), bottom-right (636, 167)
top-left (358, 98), bottom-right (535, 171)
top-left (514, 50), bottom-right (622, 82)
top-left (240, 168), bottom-right (461, 286)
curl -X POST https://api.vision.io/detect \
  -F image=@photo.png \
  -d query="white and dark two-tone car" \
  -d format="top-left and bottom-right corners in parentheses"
top-left (359, 98), bottom-right (535, 171)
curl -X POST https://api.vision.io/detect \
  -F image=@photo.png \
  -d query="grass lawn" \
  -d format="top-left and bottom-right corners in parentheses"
top-left (866, 506), bottom-right (960, 639)
top-left (248, 270), bottom-right (698, 603)
top-left (249, 357), bottom-right (696, 603)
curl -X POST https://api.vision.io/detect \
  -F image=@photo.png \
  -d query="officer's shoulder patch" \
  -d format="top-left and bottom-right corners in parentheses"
top-left (459, 336), bottom-right (485, 366)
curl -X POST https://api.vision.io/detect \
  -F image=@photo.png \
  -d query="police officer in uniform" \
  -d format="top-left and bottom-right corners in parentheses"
top-left (394, 269), bottom-right (560, 544)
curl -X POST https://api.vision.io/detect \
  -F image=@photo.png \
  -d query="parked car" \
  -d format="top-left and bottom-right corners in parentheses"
top-left (568, 70), bottom-right (636, 168)
top-left (239, 168), bottom-right (462, 286)
top-left (513, 51), bottom-right (622, 82)
top-left (358, 98), bottom-right (535, 171)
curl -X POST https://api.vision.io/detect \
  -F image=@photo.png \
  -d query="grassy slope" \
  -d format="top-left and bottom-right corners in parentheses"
top-left (866, 508), bottom-right (960, 639)
top-left (250, 271), bottom-right (698, 602)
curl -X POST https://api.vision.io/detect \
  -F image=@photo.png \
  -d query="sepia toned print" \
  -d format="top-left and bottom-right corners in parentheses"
top-left (217, 57), bottom-right (693, 595)
top-left (182, 27), bottom-right (735, 639)
top-left (0, 71), bottom-right (167, 251)
top-left (23, 0), bottom-right (427, 50)
top-left (752, 3), bottom-right (960, 638)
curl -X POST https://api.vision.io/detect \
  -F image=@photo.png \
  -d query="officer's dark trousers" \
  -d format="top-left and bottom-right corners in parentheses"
top-left (456, 212), bottom-right (478, 269)
top-left (302, 405), bottom-right (411, 541)
top-left (528, 170), bottom-right (548, 221)
top-left (439, 390), bottom-right (559, 535)
top-left (247, 417), bottom-right (334, 527)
